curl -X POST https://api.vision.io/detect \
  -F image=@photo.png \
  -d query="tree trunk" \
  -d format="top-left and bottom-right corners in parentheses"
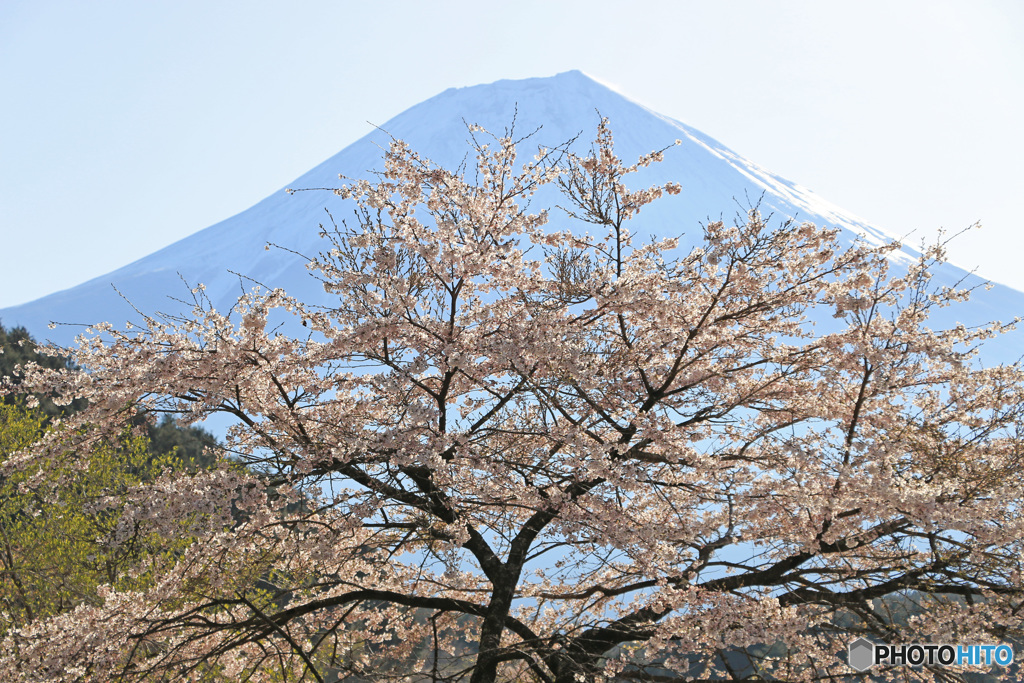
top-left (469, 578), bottom-right (516, 683)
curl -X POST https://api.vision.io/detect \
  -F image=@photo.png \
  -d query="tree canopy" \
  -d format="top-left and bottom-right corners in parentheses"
top-left (2, 121), bottom-right (1022, 682)
top-left (0, 326), bottom-right (222, 659)
top-left (0, 403), bottom-right (201, 641)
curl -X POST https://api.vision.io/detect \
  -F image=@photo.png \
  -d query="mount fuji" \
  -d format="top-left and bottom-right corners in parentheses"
top-left (2, 71), bottom-right (1021, 360)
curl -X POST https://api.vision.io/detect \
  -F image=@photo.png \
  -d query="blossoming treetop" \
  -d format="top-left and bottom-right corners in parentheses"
top-left (4, 120), bottom-right (1023, 682)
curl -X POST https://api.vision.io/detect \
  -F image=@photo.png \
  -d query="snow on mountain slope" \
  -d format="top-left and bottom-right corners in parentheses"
top-left (2, 71), bottom-right (1020, 361)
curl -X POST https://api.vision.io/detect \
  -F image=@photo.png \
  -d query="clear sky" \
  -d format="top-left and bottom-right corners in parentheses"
top-left (2, 1), bottom-right (1022, 309)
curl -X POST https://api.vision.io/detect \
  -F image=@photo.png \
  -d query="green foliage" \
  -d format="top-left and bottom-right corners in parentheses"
top-left (0, 404), bottom-right (199, 637)
top-left (0, 324), bottom-right (222, 640)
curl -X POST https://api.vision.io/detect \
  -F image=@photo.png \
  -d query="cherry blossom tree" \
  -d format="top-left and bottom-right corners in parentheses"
top-left (3, 120), bottom-right (1023, 682)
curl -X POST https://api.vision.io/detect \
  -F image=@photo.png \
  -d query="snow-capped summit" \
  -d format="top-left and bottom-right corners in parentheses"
top-left (2, 71), bottom-right (1020, 358)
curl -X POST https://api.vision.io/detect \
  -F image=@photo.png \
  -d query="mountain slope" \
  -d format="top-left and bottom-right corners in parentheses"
top-left (2, 71), bottom-right (1020, 360)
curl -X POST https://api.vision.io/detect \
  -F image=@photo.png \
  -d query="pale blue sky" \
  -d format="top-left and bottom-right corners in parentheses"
top-left (2, 1), bottom-right (1022, 308)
